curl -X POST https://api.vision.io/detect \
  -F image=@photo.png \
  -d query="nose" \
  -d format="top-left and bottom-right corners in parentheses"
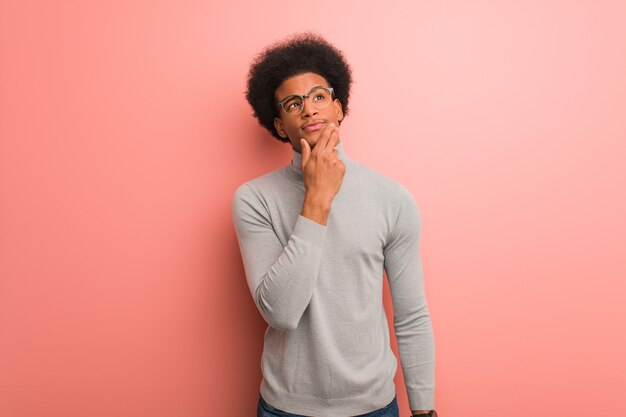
top-left (300, 98), bottom-right (319, 117)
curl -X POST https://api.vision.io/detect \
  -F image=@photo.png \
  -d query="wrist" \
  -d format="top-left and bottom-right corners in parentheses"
top-left (301, 194), bottom-right (332, 226)
top-left (303, 192), bottom-right (333, 210)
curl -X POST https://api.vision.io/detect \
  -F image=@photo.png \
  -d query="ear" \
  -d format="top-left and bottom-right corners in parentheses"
top-left (273, 116), bottom-right (288, 138)
top-left (333, 99), bottom-right (344, 122)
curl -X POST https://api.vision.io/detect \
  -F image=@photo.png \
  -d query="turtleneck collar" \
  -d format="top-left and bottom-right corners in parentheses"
top-left (285, 140), bottom-right (350, 183)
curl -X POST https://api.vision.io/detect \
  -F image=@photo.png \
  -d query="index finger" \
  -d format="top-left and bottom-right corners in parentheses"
top-left (312, 122), bottom-right (337, 154)
top-left (321, 125), bottom-right (340, 155)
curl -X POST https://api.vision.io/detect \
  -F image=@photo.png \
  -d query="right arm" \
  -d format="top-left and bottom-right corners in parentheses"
top-left (232, 184), bottom-right (328, 331)
top-left (231, 122), bottom-right (344, 331)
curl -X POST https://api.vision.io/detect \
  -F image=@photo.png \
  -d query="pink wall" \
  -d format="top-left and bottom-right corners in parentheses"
top-left (1, 1), bottom-right (625, 416)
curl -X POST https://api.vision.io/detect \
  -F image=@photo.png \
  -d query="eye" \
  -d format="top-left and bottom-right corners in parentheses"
top-left (287, 101), bottom-right (301, 110)
top-left (313, 94), bottom-right (325, 101)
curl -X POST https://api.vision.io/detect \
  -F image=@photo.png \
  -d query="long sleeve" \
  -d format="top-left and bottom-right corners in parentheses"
top-left (232, 183), bottom-right (327, 331)
top-left (383, 185), bottom-right (435, 410)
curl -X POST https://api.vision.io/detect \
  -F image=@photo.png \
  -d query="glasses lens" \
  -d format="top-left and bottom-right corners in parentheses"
top-left (283, 96), bottom-right (304, 114)
top-left (308, 87), bottom-right (332, 109)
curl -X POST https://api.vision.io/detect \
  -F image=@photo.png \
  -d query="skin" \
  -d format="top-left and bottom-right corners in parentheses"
top-left (273, 72), bottom-right (346, 226)
top-left (273, 73), bottom-right (431, 416)
top-left (273, 72), bottom-right (344, 153)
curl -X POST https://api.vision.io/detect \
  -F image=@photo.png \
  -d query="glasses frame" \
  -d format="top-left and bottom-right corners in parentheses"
top-left (276, 86), bottom-right (335, 115)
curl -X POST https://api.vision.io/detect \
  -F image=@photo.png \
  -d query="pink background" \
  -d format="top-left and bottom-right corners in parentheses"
top-left (1, 1), bottom-right (625, 416)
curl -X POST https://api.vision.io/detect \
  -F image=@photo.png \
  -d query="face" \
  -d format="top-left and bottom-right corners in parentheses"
top-left (273, 72), bottom-right (344, 153)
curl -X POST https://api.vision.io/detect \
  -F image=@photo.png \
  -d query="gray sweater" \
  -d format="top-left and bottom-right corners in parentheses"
top-left (231, 141), bottom-right (435, 416)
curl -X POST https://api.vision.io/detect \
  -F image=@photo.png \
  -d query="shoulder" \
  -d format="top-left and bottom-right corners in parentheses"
top-left (232, 166), bottom-right (297, 225)
top-left (350, 161), bottom-right (421, 238)
top-left (232, 167), bottom-right (286, 204)
top-left (349, 159), bottom-right (417, 204)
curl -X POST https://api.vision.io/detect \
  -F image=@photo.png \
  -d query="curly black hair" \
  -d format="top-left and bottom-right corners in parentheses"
top-left (245, 32), bottom-right (353, 143)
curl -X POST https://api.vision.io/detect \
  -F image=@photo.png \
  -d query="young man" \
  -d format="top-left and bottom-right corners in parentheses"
top-left (232, 32), bottom-right (437, 417)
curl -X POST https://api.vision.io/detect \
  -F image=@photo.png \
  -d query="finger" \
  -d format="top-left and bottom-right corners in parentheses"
top-left (325, 122), bottom-right (339, 151)
top-left (301, 139), bottom-right (311, 167)
top-left (322, 126), bottom-right (340, 157)
top-left (314, 122), bottom-right (336, 154)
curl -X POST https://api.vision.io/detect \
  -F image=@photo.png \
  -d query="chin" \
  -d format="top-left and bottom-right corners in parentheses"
top-left (306, 138), bottom-right (321, 148)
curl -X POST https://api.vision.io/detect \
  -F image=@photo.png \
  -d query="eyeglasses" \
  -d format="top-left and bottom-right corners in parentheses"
top-left (276, 86), bottom-right (335, 115)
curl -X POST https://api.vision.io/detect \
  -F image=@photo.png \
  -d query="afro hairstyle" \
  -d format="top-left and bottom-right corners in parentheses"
top-left (245, 32), bottom-right (353, 143)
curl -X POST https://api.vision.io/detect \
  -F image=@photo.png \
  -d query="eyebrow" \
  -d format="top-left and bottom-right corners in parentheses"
top-left (277, 85), bottom-right (327, 102)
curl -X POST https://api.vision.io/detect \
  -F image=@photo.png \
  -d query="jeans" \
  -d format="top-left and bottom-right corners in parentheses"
top-left (257, 394), bottom-right (400, 417)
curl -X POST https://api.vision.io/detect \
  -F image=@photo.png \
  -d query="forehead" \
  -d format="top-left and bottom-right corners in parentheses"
top-left (274, 72), bottom-right (330, 100)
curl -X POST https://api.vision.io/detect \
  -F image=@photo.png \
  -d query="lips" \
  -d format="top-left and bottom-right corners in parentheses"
top-left (302, 120), bottom-right (325, 132)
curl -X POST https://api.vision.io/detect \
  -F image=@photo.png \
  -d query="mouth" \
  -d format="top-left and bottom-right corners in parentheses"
top-left (301, 120), bottom-right (325, 132)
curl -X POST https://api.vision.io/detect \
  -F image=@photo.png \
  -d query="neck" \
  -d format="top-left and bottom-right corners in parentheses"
top-left (286, 140), bottom-right (349, 182)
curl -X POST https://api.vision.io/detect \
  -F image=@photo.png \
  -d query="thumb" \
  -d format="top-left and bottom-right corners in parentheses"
top-left (300, 139), bottom-right (311, 168)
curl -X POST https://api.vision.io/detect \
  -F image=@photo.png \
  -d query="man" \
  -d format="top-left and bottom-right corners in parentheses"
top-left (232, 32), bottom-right (437, 417)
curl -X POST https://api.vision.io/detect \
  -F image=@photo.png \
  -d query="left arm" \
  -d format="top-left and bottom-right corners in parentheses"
top-left (383, 185), bottom-right (435, 412)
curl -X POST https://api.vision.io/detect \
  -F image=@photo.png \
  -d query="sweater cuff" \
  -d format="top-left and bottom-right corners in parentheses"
top-left (293, 215), bottom-right (327, 247)
top-left (407, 389), bottom-right (435, 411)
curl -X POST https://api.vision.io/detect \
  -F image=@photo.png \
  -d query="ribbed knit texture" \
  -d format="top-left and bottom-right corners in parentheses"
top-left (232, 141), bottom-right (435, 417)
